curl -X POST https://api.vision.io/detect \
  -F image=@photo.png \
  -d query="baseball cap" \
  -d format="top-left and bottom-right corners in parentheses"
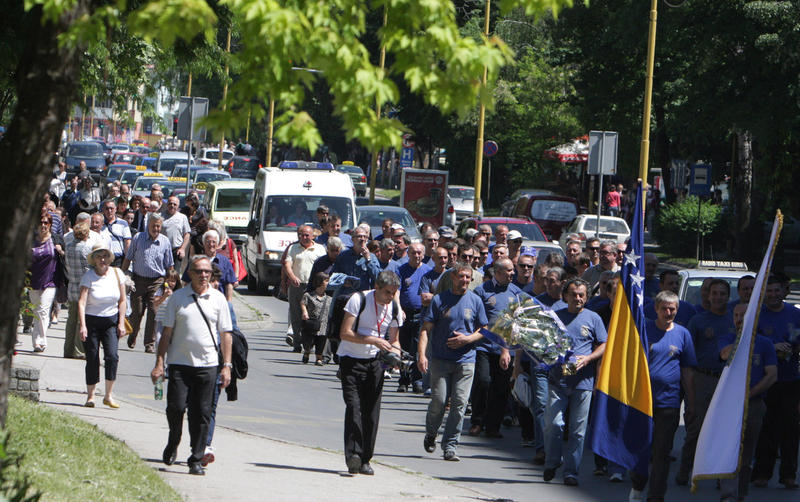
top-left (508, 230), bottom-right (523, 241)
top-left (438, 226), bottom-right (455, 239)
top-left (520, 245), bottom-right (538, 257)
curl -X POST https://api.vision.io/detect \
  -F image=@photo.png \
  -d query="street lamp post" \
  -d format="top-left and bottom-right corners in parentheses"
top-left (473, 0), bottom-right (491, 217)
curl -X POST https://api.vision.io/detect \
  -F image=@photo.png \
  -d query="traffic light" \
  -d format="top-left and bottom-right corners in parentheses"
top-left (172, 117), bottom-right (178, 137)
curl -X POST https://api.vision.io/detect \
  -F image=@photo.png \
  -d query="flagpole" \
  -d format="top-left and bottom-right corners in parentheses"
top-left (638, 0), bottom-right (658, 186)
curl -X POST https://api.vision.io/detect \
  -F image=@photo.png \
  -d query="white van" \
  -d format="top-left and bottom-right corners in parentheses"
top-left (157, 150), bottom-right (193, 174)
top-left (199, 147), bottom-right (235, 167)
top-left (204, 179), bottom-right (255, 245)
top-left (243, 161), bottom-right (356, 294)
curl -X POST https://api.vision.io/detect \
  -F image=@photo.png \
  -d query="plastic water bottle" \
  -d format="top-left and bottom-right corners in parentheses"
top-left (154, 377), bottom-right (164, 400)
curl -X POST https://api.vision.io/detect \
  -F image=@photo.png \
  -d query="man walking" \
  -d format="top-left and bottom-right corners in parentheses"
top-left (543, 278), bottom-right (607, 486)
top-left (395, 242), bottom-right (431, 393)
top-left (581, 241), bottom-right (619, 290)
top-left (161, 196), bottom-right (191, 273)
top-left (332, 226), bottom-right (381, 292)
top-left (419, 263), bottom-right (488, 461)
top-left (150, 256), bottom-right (232, 476)
top-left (100, 198), bottom-right (131, 267)
top-left (337, 271), bottom-right (402, 475)
top-left (284, 225), bottom-right (326, 351)
top-left (123, 214), bottom-right (174, 353)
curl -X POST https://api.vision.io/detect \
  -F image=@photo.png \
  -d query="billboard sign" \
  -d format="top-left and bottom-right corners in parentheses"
top-left (400, 168), bottom-right (449, 227)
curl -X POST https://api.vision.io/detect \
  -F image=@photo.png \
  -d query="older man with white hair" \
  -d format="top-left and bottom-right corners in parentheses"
top-left (123, 213), bottom-right (174, 353)
top-left (283, 225), bottom-right (326, 351)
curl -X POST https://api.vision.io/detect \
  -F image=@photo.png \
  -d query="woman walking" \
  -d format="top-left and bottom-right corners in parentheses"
top-left (78, 243), bottom-right (126, 408)
top-left (300, 272), bottom-right (332, 365)
top-left (29, 211), bottom-right (63, 352)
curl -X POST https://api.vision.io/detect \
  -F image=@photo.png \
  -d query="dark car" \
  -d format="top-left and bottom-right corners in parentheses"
top-left (511, 194), bottom-right (580, 241)
top-left (456, 217), bottom-right (548, 242)
top-left (500, 188), bottom-right (553, 216)
top-left (336, 163), bottom-right (367, 197)
top-left (225, 156), bottom-right (262, 179)
top-left (102, 163), bottom-right (137, 185)
top-left (64, 141), bottom-right (106, 182)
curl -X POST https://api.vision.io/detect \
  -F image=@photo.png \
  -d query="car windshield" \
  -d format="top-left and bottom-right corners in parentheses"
top-left (357, 208), bottom-right (416, 231)
top-left (203, 151), bottom-right (234, 160)
top-left (159, 181), bottom-right (191, 197)
top-left (233, 158), bottom-right (260, 169)
top-left (581, 218), bottom-right (629, 234)
top-left (263, 195), bottom-right (354, 231)
top-left (141, 157), bottom-right (156, 168)
top-left (66, 143), bottom-right (102, 157)
top-left (107, 165), bottom-right (134, 179)
top-left (530, 200), bottom-right (577, 221)
top-left (448, 187), bottom-right (475, 199)
top-left (214, 188), bottom-right (253, 212)
top-left (533, 246), bottom-right (566, 265)
top-left (682, 276), bottom-right (741, 306)
top-left (195, 172), bottom-right (230, 183)
top-left (158, 158), bottom-right (183, 173)
top-left (483, 222), bottom-right (546, 242)
top-left (172, 166), bottom-right (202, 178)
top-left (133, 177), bottom-right (166, 191)
top-left (120, 171), bottom-right (141, 185)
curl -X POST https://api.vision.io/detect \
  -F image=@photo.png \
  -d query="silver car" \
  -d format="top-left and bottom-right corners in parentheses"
top-left (677, 263), bottom-right (751, 306)
top-left (448, 185), bottom-right (483, 223)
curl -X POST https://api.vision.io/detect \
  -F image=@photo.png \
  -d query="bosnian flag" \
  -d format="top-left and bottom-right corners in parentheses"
top-left (590, 181), bottom-right (653, 474)
top-left (691, 211), bottom-right (783, 490)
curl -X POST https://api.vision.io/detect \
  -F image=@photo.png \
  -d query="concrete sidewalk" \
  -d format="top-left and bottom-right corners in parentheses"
top-left (12, 300), bottom-right (485, 502)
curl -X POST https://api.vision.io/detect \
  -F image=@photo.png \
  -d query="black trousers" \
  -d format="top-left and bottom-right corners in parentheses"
top-left (471, 351), bottom-right (512, 433)
top-left (630, 407), bottom-right (680, 500)
top-left (301, 333), bottom-right (327, 356)
top-left (340, 356), bottom-right (384, 463)
top-left (752, 380), bottom-right (800, 482)
top-left (82, 314), bottom-right (119, 384)
top-left (166, 364), bottom-right (218, 464)
top-left (398, 307), bottom-right (421, 386)
top-left (517, 360), bottom-right (534, 441)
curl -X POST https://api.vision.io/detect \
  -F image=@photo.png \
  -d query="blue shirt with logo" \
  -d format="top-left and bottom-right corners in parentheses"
top-left (645, 319), bottom-right (697, 408)
top-left (396, 262), bottom-right (431, 311)
top-left (644, 298), bottom-right (697, 328)
top-left (756, 303), bottom-right (800, 382)
top-left (535, 292), bottom-right (567, 312)
top-left (423, 290), bottom-right (488, 363)
top-left (687, 310), bottom-right (735, 373)
top-left (718, 332), bottom-right (777, 398)
top-left (549, 308), bottom-right (608, 391)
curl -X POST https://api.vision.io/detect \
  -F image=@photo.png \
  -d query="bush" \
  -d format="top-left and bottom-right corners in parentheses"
top-left (653, 196), bottom-right (723, 257)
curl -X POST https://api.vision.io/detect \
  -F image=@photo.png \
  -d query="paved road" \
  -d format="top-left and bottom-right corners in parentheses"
top-left (111, 288), bottom-right (798, 502)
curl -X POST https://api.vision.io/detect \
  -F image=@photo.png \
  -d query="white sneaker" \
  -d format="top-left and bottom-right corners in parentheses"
top-left (629, 488), bottom-right (644, 501)
top-left (610, 472), bottom-right (623, 482)
top-left (383, 371), bottom-right (392, 380)
top-left (201, 446), bottom-right (215, 467)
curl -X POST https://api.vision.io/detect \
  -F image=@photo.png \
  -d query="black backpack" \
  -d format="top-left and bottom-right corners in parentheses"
top-left (230, 328), bottom-right (249, 379)
top-left (328, 291), bottom-right (400, 340)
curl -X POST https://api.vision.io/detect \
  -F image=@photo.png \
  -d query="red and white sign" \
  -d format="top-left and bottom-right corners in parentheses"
top-left (402, 134), bottom-right (415, 148)
top-left (400, 168), bottom-right (449, 227)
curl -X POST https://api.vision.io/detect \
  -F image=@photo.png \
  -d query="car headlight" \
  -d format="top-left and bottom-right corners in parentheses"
top-left (265, 251), bottom-right (282, 260)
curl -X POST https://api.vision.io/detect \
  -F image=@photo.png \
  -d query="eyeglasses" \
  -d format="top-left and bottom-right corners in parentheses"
top-left (587, 247), bottom-right (600, 252)
top-left (480, 231), bottom-right (491, 236)
top-left (426, 238), bottom-right (438, 242)
top-left (480, 251), bottom-right (489, 256)
top-left (600, 250), bottom-right (616, 256)
top-left (518, 264), bottom-right (534, 269)
top-left (40, 221), bottom-right (51, 225)
top-left (460, 254), bottom-right (473, 259)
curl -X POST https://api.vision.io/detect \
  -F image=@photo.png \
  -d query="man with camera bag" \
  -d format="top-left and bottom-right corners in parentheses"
top-left (337, 270), bottom-right (403, 475)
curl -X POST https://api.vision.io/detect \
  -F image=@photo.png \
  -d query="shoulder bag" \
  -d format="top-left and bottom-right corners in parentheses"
top-left (192, 293), bottom-right (224, 367)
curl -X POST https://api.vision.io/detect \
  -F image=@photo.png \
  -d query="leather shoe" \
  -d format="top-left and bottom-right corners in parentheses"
top-left (127, 337), bottom-right (136, 349)
top-left (162, 444), bottom-right (177, 466)
top-left (424, 434), bottom-right (436, 453)
top-left (543, 468), bottom-right (556, 482)
top-left (359, 463), bottom-right (374, 475)
top-left (468, 424), bottom-right (482, 436)
top-left (346, 455), bottom-right (361, 474)
top-left (188, 462), bottom-right (205, 475)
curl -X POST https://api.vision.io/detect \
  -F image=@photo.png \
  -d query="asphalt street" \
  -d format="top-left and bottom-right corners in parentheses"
top-left (110, 287), bottom-right (799, 502)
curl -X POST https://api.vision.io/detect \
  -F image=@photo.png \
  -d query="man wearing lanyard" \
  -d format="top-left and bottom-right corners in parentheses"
top-left (337, 270), bottom-right (402, 475)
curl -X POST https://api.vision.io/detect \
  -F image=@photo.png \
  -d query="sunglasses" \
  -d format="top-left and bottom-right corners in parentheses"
top-left (460, 254), bottom-right (473, 259)
top-left (588, 247), bottom-right (600, 251)
top-left (518, 264), bottom-right (534, 269)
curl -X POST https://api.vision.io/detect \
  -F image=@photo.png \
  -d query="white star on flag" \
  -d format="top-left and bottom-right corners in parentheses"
top-left (637, 293), bottom-right (644, 307)
top-left (624, 252), bottom-right (640, 267)
top-left (630, 272), bottom-right (644, 288)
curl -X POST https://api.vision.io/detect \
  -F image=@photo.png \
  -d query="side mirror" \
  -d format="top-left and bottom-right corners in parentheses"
top-left (247, 219), bottom-right (259, 237)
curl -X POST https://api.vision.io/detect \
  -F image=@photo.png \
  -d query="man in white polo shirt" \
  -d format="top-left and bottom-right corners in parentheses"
top-left (283, 224), bottom-right (325, 351)
top-left (150, 255), bottom-right (232, 476)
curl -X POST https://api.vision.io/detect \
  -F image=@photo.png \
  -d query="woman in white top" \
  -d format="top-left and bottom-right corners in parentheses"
top-left (78, 243), bottom-right (126, 408)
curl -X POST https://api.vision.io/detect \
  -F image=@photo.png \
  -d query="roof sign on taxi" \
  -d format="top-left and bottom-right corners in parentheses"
top-left (167, 177), bottom-right (187, 182)
top-left (135, 166), bottom-right (147, 170)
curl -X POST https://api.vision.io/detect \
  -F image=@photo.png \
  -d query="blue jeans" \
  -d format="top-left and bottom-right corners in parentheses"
top-left (425, 358), bottom-right (475, 454)
top-left (530, 369), bottom-right (549, 452)
top-left (206, 373), bottom-right (222, 446)
top-left (544, 383), bottom-right (592, 479)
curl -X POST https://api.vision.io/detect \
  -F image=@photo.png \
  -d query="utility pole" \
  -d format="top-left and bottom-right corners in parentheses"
top-left (473, 0), bottom-right (491, 216)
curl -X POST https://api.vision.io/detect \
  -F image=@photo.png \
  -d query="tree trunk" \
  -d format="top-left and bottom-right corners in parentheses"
top-left (0, 2), bottom-right (87, 427)
top-left (731, 129), bottom-right (753, 261)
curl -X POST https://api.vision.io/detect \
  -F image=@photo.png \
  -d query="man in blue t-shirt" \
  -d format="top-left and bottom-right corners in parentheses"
top-left (676, 279), bottom-right (734, 485)
top-left (418, 263), bottom-right (488, 462)
top-left (535, 266), bottom-right (568, 311)
top-left (418, 247), bottom-right (449, 317)
top-left (727, 274), bottom-right (755, 313)
top-left (643, 270), bottom-right (697, 328)
top-left (630, 291), bottom-right (697, 501)
top-left (470, 258), bottom-right (526, 438)
top-left (395, 242), bottom-right (431, 392)
top-left (752, 276), bottom-right (800, 489)
top-left (718, 302), bottom-right (777, 499)
top-left (543, 278), bottom-right (607, 486)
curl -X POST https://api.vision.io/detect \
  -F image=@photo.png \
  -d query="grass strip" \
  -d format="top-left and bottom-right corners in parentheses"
top-left (6, 396), bottom-right (182, 502)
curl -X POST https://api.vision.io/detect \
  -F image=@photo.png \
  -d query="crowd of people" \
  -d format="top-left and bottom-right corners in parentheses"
top-left (280, 212), bottom-right (799, 501)
top-left (23, 164), bottom-right (800, 494)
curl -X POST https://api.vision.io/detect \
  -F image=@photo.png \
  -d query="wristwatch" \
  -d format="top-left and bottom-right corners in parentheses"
top-left (223, 362), bottom-right (233, 368)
